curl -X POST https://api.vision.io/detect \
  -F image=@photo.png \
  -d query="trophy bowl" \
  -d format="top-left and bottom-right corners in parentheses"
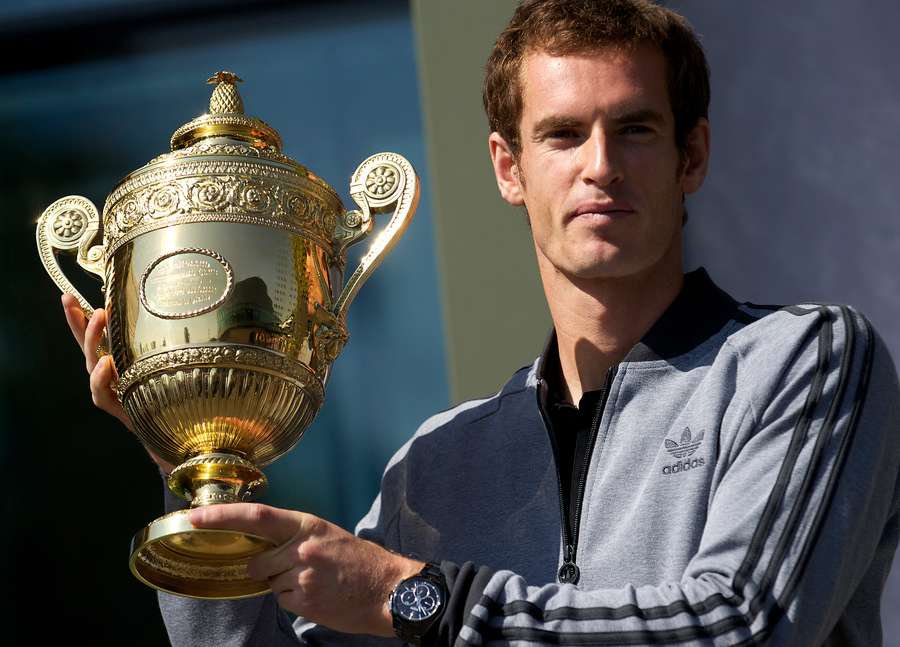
top-left (35, 71), bottom-right (418, 599)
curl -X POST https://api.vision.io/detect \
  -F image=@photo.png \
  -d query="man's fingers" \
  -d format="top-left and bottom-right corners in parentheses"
top-left (89, 356), bottom-right (128, 421)
top-left (266, 566), bottom-right (306, 595)
top-left (61, 293), bottom-right (109, 377)
top-left (62, 293), bottom-right (88, 348)
top-left (83, 308), bottom-right (108, 373)
top-left (247, 538), bottom-right (310, 581)
top-left (190, 503), bottom-right (305, 546)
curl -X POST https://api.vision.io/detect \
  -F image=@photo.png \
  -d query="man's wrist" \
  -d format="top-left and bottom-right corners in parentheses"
top-left (376, 555), bottom-right (426, 637)
top-left (388, 562), bottom-right (447, 645)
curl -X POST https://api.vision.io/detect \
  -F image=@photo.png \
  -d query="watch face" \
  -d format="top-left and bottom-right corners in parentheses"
top-left (393, 577), bottom-right (442, 622)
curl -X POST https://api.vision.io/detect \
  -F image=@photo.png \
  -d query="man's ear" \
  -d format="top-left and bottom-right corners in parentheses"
top-left (679, 118), bottom-right (710, 196)
top-left (488, 132), bottom-right (525, 206)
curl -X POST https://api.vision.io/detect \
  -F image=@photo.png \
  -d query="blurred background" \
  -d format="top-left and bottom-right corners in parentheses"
top-left (1, 0), bottom-right (897, 644)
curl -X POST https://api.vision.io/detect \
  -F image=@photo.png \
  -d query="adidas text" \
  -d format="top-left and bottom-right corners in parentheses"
top-left (662, 457), bottom-right (706, 475)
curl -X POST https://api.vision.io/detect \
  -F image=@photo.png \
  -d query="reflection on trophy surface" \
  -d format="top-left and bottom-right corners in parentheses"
top-left (35, 71), bottom-right (419, 599)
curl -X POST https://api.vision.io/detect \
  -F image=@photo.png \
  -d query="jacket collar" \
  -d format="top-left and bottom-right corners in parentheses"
top-left (536, 267), bottom-right (739, 388)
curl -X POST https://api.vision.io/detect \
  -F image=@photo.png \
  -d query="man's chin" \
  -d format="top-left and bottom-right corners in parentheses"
top-left (562, 263), bottom-right (631, 282)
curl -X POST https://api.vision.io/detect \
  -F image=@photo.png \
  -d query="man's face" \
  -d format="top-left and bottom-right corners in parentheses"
top-left (489, 45), bottom-right (708, 281)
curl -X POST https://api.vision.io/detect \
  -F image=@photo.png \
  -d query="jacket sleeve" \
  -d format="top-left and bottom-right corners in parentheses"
top-left (446, 306), bottom-right (900, 646)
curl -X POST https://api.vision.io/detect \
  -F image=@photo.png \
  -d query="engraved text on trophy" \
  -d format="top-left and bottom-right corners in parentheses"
top-left (140, 248), bottom-right (235, 319)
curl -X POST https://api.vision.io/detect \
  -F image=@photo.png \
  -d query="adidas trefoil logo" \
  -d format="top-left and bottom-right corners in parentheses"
top-left (665, 427), bottom-right (705, 458)
top-left (662, 427), bottom-right (706, 476)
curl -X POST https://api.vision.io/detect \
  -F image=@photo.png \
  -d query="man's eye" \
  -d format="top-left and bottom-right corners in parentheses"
top-left (621, 125), bottom-right (652, 135)
top-left (548, 129), bottom-right (580, 139)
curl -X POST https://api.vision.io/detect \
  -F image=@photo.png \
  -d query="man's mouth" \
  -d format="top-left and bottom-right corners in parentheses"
top-left (568, 201), bottom-right (635, 222)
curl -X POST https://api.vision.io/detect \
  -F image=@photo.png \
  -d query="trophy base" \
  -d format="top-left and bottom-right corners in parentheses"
top-left (129, 509), bottom-right (277, 599)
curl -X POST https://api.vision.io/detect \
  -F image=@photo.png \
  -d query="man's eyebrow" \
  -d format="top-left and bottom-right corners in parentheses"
top-left (610, 108), bottom-right (667, 126)
top-left (530, 116), bottom-right (582, 139)
top-left (530, 109), bottom-right (667, 139)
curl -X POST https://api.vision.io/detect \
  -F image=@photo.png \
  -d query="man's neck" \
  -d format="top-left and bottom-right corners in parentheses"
top-left (540, 250), bottom-right (684, 406)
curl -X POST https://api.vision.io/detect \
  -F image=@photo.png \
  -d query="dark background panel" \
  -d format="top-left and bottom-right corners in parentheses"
top-left (0, 1), bottom-right (448, 644)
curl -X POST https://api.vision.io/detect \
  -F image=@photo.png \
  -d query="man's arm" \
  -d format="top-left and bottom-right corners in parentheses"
top-left (186, 502), bottom-right (422, 636)
top-left (156, 477), bottom-right (421, 647)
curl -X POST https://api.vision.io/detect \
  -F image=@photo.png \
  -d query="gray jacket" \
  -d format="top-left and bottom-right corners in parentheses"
top-left (161, 269), bottom-right (900, 646)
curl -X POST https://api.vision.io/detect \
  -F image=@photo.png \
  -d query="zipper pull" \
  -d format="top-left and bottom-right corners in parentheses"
top-left (558, 544), bottom-right (580, 584)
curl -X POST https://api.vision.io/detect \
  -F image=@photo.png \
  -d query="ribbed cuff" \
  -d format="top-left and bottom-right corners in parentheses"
top-left (422, 561), bottom-right (496, 647)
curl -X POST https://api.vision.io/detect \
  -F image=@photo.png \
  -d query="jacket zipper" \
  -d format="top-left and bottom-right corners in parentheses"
top-left (539, 365), bottom-right (618, 585)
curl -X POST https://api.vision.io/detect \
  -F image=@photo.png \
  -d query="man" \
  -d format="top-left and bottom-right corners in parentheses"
top-left (64, 0), bottom-right (900, 645)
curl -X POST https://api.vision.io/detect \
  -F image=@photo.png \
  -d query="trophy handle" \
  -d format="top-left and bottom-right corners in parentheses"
top-left (331, 152), bottom-right (419, 321)
top-left (36, 195), bottom-right (106, 319)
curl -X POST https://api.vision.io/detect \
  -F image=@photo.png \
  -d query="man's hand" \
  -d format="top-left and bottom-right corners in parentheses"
top-left (62, 293), bottom-right (174, 474)
top-left (190, 503), bottom-right (425, 637)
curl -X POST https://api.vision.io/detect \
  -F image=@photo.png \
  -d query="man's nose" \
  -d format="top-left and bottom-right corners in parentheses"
top-left (578, 130), bottom-right (622, 187)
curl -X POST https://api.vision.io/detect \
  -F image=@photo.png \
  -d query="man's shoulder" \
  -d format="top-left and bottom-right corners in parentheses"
top-left (727, 300), bottom-right (877, 352)
top-left (724, 301), bottom-right (896, 391)
top-left (377, 360), bottom-right (541, 475)
top-left (414, 360), bottom-right (539, 435)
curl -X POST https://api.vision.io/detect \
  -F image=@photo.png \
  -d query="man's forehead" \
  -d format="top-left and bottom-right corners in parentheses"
top-left (520, 41), bottom-right (665, 76)
top-left (518, 45), bottom-right (672, 122)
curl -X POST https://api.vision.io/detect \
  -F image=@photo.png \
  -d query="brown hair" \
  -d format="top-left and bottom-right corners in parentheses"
top-left (483, 0), bottom-right (710, 156)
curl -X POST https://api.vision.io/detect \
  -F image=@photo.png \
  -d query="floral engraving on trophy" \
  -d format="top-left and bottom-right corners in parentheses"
top-left (284, 191), bottom-right (314, 225)
top-left (234, 179), bottom-right (272, 213)
top-left (365, 165), bottom-right (398, 198)
top-left (343, 210), bottom-right (362, 228)
top-left (140, 248), bottom-right (234, 320)
top-left (52, 209), bottom-right (87, 242)
top-left (191, 178), bottom-right (230, 210)
top-left (115, 198), bottom-right (141, 230)
top-left (145, 184), bottom-right (183, 218)
top-left (104, 164), bottom-right (341, 256)
top-left (322, 209), bottom-right (337, 234)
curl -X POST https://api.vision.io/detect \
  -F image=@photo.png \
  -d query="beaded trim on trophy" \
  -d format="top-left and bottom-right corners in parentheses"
top-left (101, 161), bottom-right (342, 256)
top-left (117, 344), bottom-right (325, 400)
top-left (149, 140), bottom-right (336, 196)
top-left (147, 141), bottom-right (302, 169)
top-left (135, 544), bottom-right (250, 582)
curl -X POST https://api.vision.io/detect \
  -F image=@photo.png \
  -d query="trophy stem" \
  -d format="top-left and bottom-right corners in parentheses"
top-left (129, 452), bottom-right (275, 599)
top-left (168, 452), bottom-right (267, 507)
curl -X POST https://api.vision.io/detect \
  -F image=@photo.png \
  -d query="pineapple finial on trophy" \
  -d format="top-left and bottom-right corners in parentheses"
top-left (169, 70), bottom-right (283, 151)
top-left (206, 70), bottom-right (245, 114)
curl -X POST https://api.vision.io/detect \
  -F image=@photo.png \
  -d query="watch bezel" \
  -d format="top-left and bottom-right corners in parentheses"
top-left (389, 564), bottom-right (446, 645)
top-left (390, 576), bottom-right (443, 621)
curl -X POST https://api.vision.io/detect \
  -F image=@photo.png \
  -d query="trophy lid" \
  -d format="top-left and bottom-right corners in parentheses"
top-left (169, 71), bottom-right (284, 151)
top-left (100, 71), bottom-right (345, 259)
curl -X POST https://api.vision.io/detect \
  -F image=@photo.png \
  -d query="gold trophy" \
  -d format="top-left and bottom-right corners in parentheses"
top-left (35, 71), bottom-right (419, 599)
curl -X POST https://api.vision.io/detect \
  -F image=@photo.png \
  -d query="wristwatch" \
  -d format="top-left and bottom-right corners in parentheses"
top-left (388, 563), bottom-right (446, 645)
